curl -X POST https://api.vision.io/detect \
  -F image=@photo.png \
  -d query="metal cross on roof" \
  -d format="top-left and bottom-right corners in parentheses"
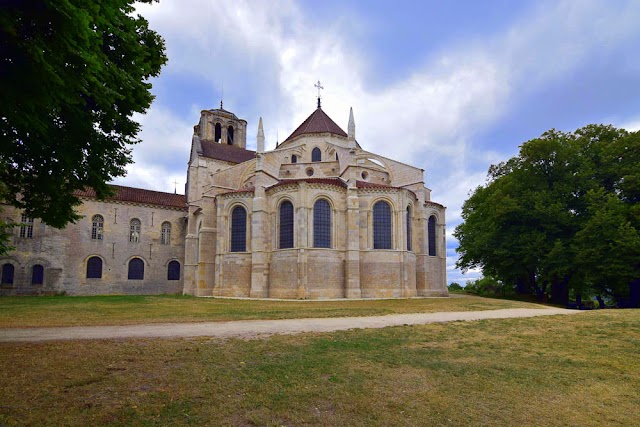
top-left (314, 80), bottom-right (324, 108)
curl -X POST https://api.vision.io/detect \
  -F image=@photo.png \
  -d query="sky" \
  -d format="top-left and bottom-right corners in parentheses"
top-left (117, 0), bottom-right (640, 284)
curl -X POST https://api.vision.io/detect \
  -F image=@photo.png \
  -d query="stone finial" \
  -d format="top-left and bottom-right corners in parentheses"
top-left (257, 117), bottom-right (265, 152)
top-left (348, 107), bottom-right (356, 146)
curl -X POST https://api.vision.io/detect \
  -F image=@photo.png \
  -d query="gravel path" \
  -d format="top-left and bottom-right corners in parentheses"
top-left (0, 307), bottom-right (581, 343)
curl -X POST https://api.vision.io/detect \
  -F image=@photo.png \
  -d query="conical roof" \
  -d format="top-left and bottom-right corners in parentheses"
top-left (283, 107), bottom-right (348, 142)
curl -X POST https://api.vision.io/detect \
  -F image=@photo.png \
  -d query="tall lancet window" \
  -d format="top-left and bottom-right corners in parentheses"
top-left (312, 147), bottom-right (321, 162)
top-left (428, 215), bottom-right (437, 256)
top-left (406, 206), bottom-right (412, 251)
top-left (215, 123), bottom-right (222, 142)
top-left (230, 206), bottom-right (247, 252)
top-left (279, 201), bottom-right (294, 249)
top-left (373, 201), bottom-right (392, 249)
top-left (227, 126), bottom-right (234, 145)
top-left (313, 199), bottom-right (331, 248)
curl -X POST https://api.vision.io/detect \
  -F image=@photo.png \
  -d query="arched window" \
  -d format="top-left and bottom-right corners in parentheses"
top-left (31, 264), bottom-right (44, 285)
top-left (161, 222), bottom-right (171, 245)
top-left (86, 257), bottom-right (102, 279)
top-left (214, 123), bottom-right (222, 142)
top-left (1, 263), bottom-right (14, 285)
top-left (279, 201), bottom-right (294, 249)
top-left (313, 199), bottom-right (331, 248)
top-left (20, 213), bottom-right (34, 238)
top-left (230, 206), bottom-right (247, 252)
top-left (130, 219), bottom-right (141, 243)
top-left (227, 126), bottom-right (234, 145)
top-left (128, 258), bottom-right (144, 280)
top-left (167, 260), bottom-right (180, 280)
top-left (291, 154), bottom-right (298, 164)
top-left (428, 215), bottom-right (437, 256)
top-left (406, 206), bottom-right (412, 251)
top-left (373, 201), bottom-right (392, 249)
top-left (92, 215), bottom-right (104, 240)
top-left (311, 147), bottom-right (321, 162)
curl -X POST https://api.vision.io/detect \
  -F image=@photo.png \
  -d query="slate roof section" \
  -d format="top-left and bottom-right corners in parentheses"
top-left (283, 107), bottom-right (348, 142)
top-left (200, 139), bottom-right (256, 164)
top-left (74, 185), bottom-right (187, 210)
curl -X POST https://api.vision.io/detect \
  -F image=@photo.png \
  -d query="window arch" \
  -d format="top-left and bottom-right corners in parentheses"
top-left (86, 257), bottom-right (102, 279)
top-left (373, 201), bottom-right (392, 249)
top-left (161, 222), bottom-right (171, 245)
top-left (31, 264), bottom-right (44, 285)
top-left (230, 206), bottom-right (247, 252)
top-left (313, 199), bottom-right (331, 248)
top-left (291, 154), bottom-right (298, 164)
top-left (214, 123), bottom-right (222, 142)
top-left (128, 258), bottom-right (144, 280)
top-left (20, 213), bottom-right (33, 238)
top-left (406, 206), bottom-right (412, 252)
top-left (279, 200), bottom-right (294, 249)
top-left (1, 263), bottom-right (14, 285)
top-left (167, 260), bottom-right (180, 280)
top-left (428, 215), bottom-right (437, 256)
top-left (129, 219), bottom-right (141, 243)
top-left (227, 126), bottom-right (234, 145)
top-left (92, 215), bottom-right (104, 240)
top-left (311, 147), bottom-right (321, 162)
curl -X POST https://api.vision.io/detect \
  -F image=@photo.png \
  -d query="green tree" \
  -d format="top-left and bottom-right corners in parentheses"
top-left (0, 0), bottom-right (167, 231)
top-left (455, 125), bottom-right (640, 306)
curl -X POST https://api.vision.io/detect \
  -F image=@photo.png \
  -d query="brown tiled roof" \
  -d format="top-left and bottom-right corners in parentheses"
top-left (74, 185), bottom-right (187, 210)
top-left (269, 178), bottom-right (347, 190)
top-left (200, 139), bottom-right (256, 164)
top-left (283, 108), bottom-right (348, 142)
top-left (356, 180), bottom-right (394, 189)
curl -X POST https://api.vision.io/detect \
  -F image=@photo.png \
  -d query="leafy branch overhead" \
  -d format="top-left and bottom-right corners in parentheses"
top-left (0, 0), bottom-right (167, 228)
top-left (455, 125), bottom-right (640, 306)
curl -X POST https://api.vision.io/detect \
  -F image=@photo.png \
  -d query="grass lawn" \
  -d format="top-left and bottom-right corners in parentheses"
top-left (0, 294), bottom-right (542, 328)
top-left (0, 310), bottom-right (638, 426)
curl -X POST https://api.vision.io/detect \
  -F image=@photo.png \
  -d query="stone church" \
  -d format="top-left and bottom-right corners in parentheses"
top-left (0, 101), bottom-right (448, 298)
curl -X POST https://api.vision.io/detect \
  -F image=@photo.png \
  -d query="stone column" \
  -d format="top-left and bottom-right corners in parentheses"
top-left (250, 155), bottom-right (269, 298)
top-left (345, 182), bottom-right (361, 298)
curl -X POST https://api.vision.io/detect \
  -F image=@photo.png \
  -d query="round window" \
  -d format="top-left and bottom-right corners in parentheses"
top-left (361, 171), bottom-right (369, 180)
top-left (306, 167), bottom-right (314, 177)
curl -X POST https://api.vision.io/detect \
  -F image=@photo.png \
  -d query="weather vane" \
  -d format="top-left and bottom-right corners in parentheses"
top-left (314, 80), bottom-right (324, 108)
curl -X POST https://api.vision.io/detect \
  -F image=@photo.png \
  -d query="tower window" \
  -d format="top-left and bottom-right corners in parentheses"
top-left (291, 154), bottom-right (298, 164)
top-left (1, 263), bottom-right (14, 285)
top-left (373, 201), bottom-right (392, 249)
top-left (129, 219), bottom-right (141, 243)
top-left (279, 201), bottom-right (294, 249)
top-left (168, 260), bottom-right (180, 280)
top-left (313, 199), bottom-right (331, 248)
top-left (230, 206), bottom-right (247, 252)
top-left (128, 258), bottom-right (144, 280)
top-left (428, 215), bottom-right (437, 256)
top-left (311, 147), bottom-right (321, 162)
top-left (215, 123), bottom-right (222, 142)
top-left (86, 257), bottom-right (102, 279)
top-left (19, 213), bottom-right (33, 238)
top-left (32, 264), bottom-right (44, 285)
top-left (227, 126), bottom-right (234, 145)
top-left (92, 215), bottom-right (104, 240)
top-left (161, 222), bottom-right (171, 245)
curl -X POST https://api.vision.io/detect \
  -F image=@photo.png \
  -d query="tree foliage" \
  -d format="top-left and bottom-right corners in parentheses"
top-left (0, 0), bottom-right (167, 228)
top-left (455, 125), bottom-right (640, 306)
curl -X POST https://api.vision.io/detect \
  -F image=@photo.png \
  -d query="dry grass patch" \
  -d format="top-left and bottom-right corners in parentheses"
top-left (0, 294), bottom-right (541, 328)
top-left (1, 310), bottom-right (639, 426)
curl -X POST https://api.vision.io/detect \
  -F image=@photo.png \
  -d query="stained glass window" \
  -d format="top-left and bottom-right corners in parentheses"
top-left (406, 206), bottom-right (412, 251)
top-left (279, 201), bottom-right (294, 249)
top-left (230, 206), bottom-right (247, 252)
top-left (128, 258), bottom-right (144, 280)
top-left (86, 257), bottom-right (102, 279)
top-left (428, 215), bottom-right (437, 256)
top-left (167, 260), bottom-right (180, 280)
top-left (313, 199), bottom-right (331, 248)
top-left (373, 201), bottom-right (392, 249)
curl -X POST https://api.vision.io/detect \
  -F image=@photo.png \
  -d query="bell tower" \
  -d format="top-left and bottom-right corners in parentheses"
top-left (195, 105), bottom-right (248, 149)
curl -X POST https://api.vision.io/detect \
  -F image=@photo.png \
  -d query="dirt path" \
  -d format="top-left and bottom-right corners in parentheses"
top-left (0, 307), bottom-right (581, 343)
